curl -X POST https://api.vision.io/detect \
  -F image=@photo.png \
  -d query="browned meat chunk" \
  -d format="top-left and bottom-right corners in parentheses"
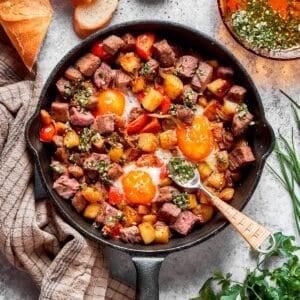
top-left (229, 146), bottom-right (255, 171)
top-left (52, 135), bottom-right (64, 147)
top-left (121, 33), bottom-right (136, 52)
top-left (128, 107), bottom-right (145, 123)
top-left (53, 175), bottom-right (79, 199)
top-left (171, 211), bottom-right (198, 235)
top-left (68, 152), bottom-right (86, 166)
top-left (114, 70), bottom-right (131, 89)
top-left (152, 39), bottom-right (176, 67)
top-left (141, 59), bottom-right (159, 79)
top-left (212, 126), bottom-right (234, 150)
top-left (64, 66), bottom-right (84, 81)
top-left (72, 191), bottom-right (88, 213)
top-left (69, 107), bottom-right (95, 127)
top-left (84, 95), bottom-right (99, 111)
top-left (103, 35), bottom-right (125, 55)
top-left (107, 163), bottom-right (123, 180)
top-left (83, 153), bottom-right (110, 171)
top-left (95, 202), bottom-right (121, 224)
top-left (55, 147), bottom-right (69, 163)
top-left (175, 55), bottom-right (199, 78)
top-left (75, 53), bottom-right (101, 77)
top-left (120, 226), bottom-right (142, 243)
top-left (232, 109), bottom-right (253, 136)
top-left (225, 85), bottom-right (247, 103)
top-left (56, 77), bottom-right (72, 98)
top-left (161, 118), bottom-right (177, 131)
top-left (181, 85), bottom-right (198, 105)
top-left (191, 62), bottom-right (213, 92)
top-left (176, 106), bottom-right (195, 125)
top-left (93, 62), bottom-right (115, 89)
top-left (91, 114), bottom-right (115, 134)
top-left (50, 160), bottom-right (68, 179)
top-left (154, 186), bottom-right (179, 204)
top-left (158, 203), bottom-right (181, 224)
top-left (50, 102), bottom-right (69, 122)
top-left (216, 66), bottom-right (234, 79)
top-left (125, 148), bottom-right (143, 162)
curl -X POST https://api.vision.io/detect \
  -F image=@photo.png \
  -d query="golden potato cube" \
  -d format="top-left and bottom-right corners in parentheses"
top-left (138, 133), bottom-right (158, 152)
top-left (207, 79), bottom-right (230, 98)
top-left (55, 122), bottom-right (67, 135)
top-left (198, 96), bottom-right (208, 107)
top-left (219, 188), bottom-right (235, 201)
top-left (207, 59), bottom-right (219, 68)
top-left (154, 225), bottom-right (170, 244)
top-left (192, 204), bottom-right (214, 223)
top-left (137, 205), bottom-right (151, 215)
top-left (123, 206), bottom-right (141, 227)
top-left (68, 165), bottom-right (84, 178)
top-left (81, 186), bottom-right (103, 203)
top-left (141, 88), bottom-right (164, 112)
top-left (216, 151), bottom-right (229, 172)
top-left (198, 162), bottom-right (213, 180)
top-left (159, 177), bottom-right (173, 187)
top-left (40, 109), bottom-right (52, 126)
top-left (139, 222), bottom-right (156, 244)
top-left (207, 172), bottom-right (226, 190)
top-left (142, 214), bottom-right (157, 224)
top-left (109, 146), bottom-right (124, 163)
top-left (163, 74), bottom-right (184, 100)
top-left (83, 203), bottom-right (102, 219)
top-left (120, 52), bottom-right (141, 73)
top-left (159, 130), bottom-right (177, 150)
top-left (63, 130), bottom-right (80, 148)
top-left (222, 100), bottom-right (239, 116)
top-left (132, 76), bottom-right (145, 93)
top-left (188, 194), bottom-right (198, 209)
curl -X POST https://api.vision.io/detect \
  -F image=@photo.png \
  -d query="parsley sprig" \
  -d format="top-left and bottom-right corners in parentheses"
top-left (191, 232), bottom-right (300, 300)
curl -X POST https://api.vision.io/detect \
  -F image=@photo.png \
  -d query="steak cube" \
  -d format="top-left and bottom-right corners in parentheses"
top-left (171, 211), bottom-right (198, 235)
top-left (120, 226), bottom-right (142, 243)
top-left (56, 77), bottom-right (72, 98)
top-left (103, 35), bottom-right (125, 55)
top-left (69, 107), bottom-right (95, 127)
top-left (75, 53), bottom-right (101, 77)
top-left (72, 191), bottom-right (88, 213)
top-left (114, 70), bottom-right (131, 89)
top-left (191, 62), bottom-right (213, 92)
top-left (50, 102), bottom-right (70, 122)
top-left (107, 163), bottom-right (123, 180)
top-left (229, 146), bottom-right (255, 171)
top-left (175, 55), bottom-right (199, 78)
top-left (91, 114), bottom-right (115, 134)
top-left (95, 202), bottom-right (122, 225)
top-left (53, 175), bottom-right (79, 199)
top-left (232, 109), bottom-right (253, 136)
top-left (93, 62), bottom-right (115, 89)
top-left (154, 186), bottom-right (179, 204)
top-left (224, 85), bottom-right (247, 103)
top-left (121, 33), bottom-right (136, 52)
top-left (176, 106), bottom-right (195, 125)
top-left (83, 153), bottom-right (110, 171)
top-left (158, 203), bottom-right (181, 224)
top-left (216, 66), bottom-right (234, 79)
top-left (152, 39), bottom-right (176, 67)
top-left (64, 66), bottom-right (84, 81)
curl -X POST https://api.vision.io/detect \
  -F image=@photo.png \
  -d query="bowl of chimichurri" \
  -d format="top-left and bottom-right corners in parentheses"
top-left (218, 0), bottom-right (300, 60)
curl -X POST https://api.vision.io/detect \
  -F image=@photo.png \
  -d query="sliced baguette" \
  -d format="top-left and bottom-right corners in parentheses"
top-left (73, 0), bottom-right (119, 39)
top-left (0, 0), bottom-right (53, 71)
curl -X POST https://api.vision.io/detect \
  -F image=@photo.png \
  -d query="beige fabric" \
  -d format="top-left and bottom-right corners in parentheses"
top-left (0, 37), bottom-right (135, 299)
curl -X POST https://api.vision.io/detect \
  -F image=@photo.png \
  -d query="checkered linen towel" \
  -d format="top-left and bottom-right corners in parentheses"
top-left (0, 37), bottom-right (135, 300)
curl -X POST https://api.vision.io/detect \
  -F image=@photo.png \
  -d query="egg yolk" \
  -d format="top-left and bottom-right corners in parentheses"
top-left (96, 89), bottom-right (125, 116)
top-left (176, 115), bottom-right (214, 162)
top-left (122, 170), bottom-right (156, 205)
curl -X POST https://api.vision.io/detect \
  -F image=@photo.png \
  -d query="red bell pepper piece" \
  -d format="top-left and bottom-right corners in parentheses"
top-left (39, 123), bottom-right (56, 143)
top-left (102, 223), bottom-right (122, 238)
top-left (136, 33), bottom-right (155, 60)
top-left (91, 42), bottom-right (111, 60)
top-left (126, 113), bottom-right (148, 134)
top-left (160, 95), bottom-right (171, 114)
top-left (140, 117), bottom-right (161, 134)
top-left (137, 92), bottom-right (145, 103)
top-left (159, 164), bottom-right (168, 179)
top-left (108, 186), bottom-right (124, 205)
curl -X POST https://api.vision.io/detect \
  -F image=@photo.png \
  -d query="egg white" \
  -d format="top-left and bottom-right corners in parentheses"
top-left (121, 92), bottom-right (141, 122)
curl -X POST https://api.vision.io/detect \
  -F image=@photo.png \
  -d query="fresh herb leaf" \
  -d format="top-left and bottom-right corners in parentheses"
top-left (140, 62), bottom-right (151, 76)
top-left (172, 192), bottom-right (189, 210)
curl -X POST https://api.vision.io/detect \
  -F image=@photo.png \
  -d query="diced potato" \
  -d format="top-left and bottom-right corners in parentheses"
top-left (198, 96), bottom-right (208, 107)
top-left (207, 59), bottom-right (219, 68)
top-left (216, 151), bottom-right (229, 172)
top-left (92, 135), bottom-right (105, 152)
top-left (198, 162), bottom-right (213, 180)
top-left (81, 186), bottom-right (103, 203)
top-left (68, 165), bottom-right (84, 178)
top-left (199, 188), bottom-right (213, 204)
top-left (120, 52), bottom-right (141, 73)
top-left (155, 225), bottom-right (170, 244)
top-left (222, 100), bottom-right (239, 116)
top-left (207, 79), bottom-right (230, 98)
top-left (139, 222), bottom-right (156, 244)
top-left (219, 188), bottom-right (235, 201)
top-left (109, 146), bottom-right (124, 163)
top-left (141, 88), bottom-right (164, 112)
top-left (55, 122), bottom-right (67, 135)
top-left (159, 177), bottom-right (173, 187)
top-left (192, 204), bottom-right (214, 223)
top-left (40, 109), bottom-right (52, 126)
top-left (137, 205), bottom-right (151, 215)
top-left (64, 130), bottom-right (80, 148)
top-left (163, 74), bottom-right (184, 100)
top-left (138, 133), bottom-right (158, 152)
top-left (142, 214), bottom-right (157, 224)
top-left (83, 203), bottom-right (102, 219)
top-left (123, 206), bottom-right (141, 227)
top-left (188, 194), bottom-right (198, 209)
top-left (132, 76), bottom-right (145, 93)
top-left (159, 130), bottom-right (177, 150)
top-left (207, 172), bottom-right (226, 190)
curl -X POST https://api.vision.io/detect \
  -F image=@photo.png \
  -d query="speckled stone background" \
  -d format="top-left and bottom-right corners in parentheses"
top-left (0, 0), bottom-right (299, 299)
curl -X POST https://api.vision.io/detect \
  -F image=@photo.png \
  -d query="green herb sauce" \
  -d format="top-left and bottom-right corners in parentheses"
top-left (172, 192), bottom-right (189, 210)
top-left (168, 157), bottom-right (196, 184)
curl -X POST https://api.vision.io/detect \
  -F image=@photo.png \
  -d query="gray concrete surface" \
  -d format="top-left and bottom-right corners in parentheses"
top-left (1, 0), bottom-right (299, 299)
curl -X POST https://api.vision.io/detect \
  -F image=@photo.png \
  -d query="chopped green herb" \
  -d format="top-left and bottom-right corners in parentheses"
top-left (79, 128), bottom-right (96, 152)
top-left (169, 103), bottom-right (178, 116)
top-left (237, 103), bottom-right (249, 120)
top-left (50, 163), bottom-right (64, 175)
top-left (183, 90), bottom-right (196, 110)
top-left (173, 192), bottom-right (189, 210)
top-left (140, 62), bottom-right (151, 76)
top-left (168, 157), bottom-right (196, 184)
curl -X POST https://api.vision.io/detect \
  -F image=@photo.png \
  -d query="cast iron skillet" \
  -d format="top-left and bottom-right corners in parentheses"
top-left (26, 21), bottom-right (275, 300)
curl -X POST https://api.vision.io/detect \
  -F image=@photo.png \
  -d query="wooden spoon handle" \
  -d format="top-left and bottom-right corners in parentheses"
top-left (210, 196), bottom-right (271, 251)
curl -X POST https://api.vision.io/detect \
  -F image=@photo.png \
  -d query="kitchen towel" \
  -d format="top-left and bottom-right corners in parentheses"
top-left (0, 34), bottom-right (135, 300)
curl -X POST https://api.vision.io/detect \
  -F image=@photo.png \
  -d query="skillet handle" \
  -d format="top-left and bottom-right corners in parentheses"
top-left (132, 256), bottom-right (164, 300)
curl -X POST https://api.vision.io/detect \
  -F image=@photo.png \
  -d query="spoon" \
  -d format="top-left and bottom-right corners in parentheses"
top-left (169, 165), bottom-right (276, 253)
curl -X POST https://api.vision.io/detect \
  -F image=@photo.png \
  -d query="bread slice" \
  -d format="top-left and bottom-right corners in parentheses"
top-left (0, 0), bottom-right (53, 71)
top-left (73, 0), bottom-right (119, 39)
